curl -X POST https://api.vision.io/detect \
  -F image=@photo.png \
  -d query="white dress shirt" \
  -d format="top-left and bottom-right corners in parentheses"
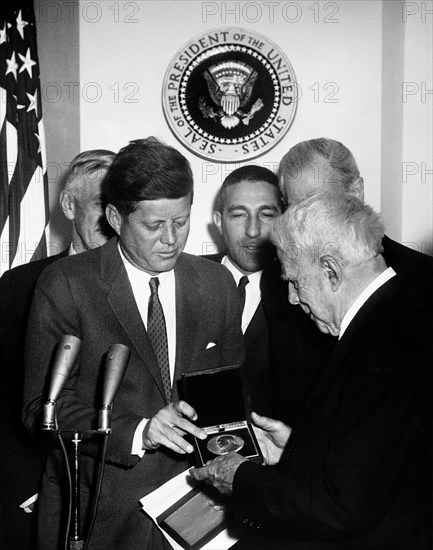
top-left (339, 267), bottom-right (396, 339)
top-left (221, 255), bottom-right (262, 333)
top-left (118, 244), bottom-right (177, 456)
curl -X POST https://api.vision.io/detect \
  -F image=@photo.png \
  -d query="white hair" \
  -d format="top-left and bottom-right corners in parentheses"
top-left (64, 149), bottom-right (115, 200)
top-left (278, 138), bottom-right (360, 197)
top-left (272, 191), bottom-right (384, 267)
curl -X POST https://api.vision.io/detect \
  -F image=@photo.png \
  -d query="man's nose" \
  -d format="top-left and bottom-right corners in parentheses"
top-left (161, 223), bottom-right (176, 245)
top-left (288, 283), bottom-right (299, 305)
top-left (246, 216), bottom-right (261, 238)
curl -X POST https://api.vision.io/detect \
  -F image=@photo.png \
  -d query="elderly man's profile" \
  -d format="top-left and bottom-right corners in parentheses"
top-left (207, 434), bottom-right (245, 455)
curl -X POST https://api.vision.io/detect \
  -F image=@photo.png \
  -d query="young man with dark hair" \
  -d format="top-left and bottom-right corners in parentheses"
top-left (23, 137), bottom-right (244, 550)
top-left (206, 165), bottom-right (285, 416)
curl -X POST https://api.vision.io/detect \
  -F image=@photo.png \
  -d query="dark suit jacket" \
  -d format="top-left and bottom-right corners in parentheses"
top-left (232, 275), bottom-right (432, 549)
top-left (204, 253), bottom-right (287, 416)
top-left (0, 250), bottom-right (68, 549)
top-left (382, 235), bottom-right (433, 299)
top-left (23, 238), bottom-right (244, 550)
top-left (269, 236), bottom-right (433, 427)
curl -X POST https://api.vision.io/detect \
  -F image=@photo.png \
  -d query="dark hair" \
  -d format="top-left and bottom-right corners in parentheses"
top-left (215, 165), bottom-right (284, 212)
top-left (103, 137), bottom-right (194, 216)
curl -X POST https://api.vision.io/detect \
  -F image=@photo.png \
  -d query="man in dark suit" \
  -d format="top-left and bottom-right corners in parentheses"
top-left (271, 137), bottom-right (433, 426)
top-left (191, 192), bottom-right (432, 549)
top-left (23, 138), bottom-right (244, 550)
top-left (205, 165), bottom-right (285, 416)
top-left (0, 149), bottom-right (115, 549)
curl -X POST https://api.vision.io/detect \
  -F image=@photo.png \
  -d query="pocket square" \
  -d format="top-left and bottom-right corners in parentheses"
top-left (206, 342), bottom-right (216, 349)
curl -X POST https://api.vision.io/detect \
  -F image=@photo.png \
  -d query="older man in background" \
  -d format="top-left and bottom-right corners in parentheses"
top-left (0, 149), bottom-right (115, 550)
top-left (191, 192), bottom-right (432, 550)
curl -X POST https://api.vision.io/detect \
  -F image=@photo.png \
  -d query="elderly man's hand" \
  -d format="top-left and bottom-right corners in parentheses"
top-left (251, 412), bottom-right (291, 465)
top-left (189, 452), bottom-right (247, 496)
top-left (142, 400), bottom-right (207, 454)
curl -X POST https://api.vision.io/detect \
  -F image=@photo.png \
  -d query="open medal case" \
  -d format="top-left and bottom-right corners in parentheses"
top-left (181, 364), bottom-right (263, 466)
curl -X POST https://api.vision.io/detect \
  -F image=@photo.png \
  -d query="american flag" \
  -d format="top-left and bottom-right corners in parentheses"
top-left (0, 3), bottom-right (49, 276)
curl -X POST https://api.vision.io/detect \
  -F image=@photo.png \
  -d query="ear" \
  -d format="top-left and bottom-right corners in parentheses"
top-left (213, 210), bottom-right (223, 236)
top-left (59, 190), bottom-right (76, 221)
top-left (105, 204), bottom-right (123, 236)
top-left (349, 176), bottom-right (364, 202)
top-left (320, 255), bottom-right (342, 292)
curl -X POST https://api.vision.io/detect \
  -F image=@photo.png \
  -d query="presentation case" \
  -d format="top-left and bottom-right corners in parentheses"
top-left (182, 364), bottom-right (263, 467)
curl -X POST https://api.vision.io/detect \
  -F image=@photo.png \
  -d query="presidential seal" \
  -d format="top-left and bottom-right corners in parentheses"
top-left (162, 28), bottom-right (297, 162)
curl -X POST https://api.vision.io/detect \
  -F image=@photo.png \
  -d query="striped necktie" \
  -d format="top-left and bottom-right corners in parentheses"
top-left (148, 277), bottom-right (171, 403)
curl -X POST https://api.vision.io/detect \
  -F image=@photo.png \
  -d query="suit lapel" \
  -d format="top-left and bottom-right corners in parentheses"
top-left (100, 239), bottom-right (167, 401)
top-left (173, 255), bottom-right (202, 396)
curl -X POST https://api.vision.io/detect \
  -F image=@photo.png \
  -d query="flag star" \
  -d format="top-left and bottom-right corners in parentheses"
top-left (27, 90), bottom-right (38, 115)
top-left (18, 48), bottom-right (37, 78)
top-left (16, 10), bottom-right (29, 40)
top-left (0, 23), bottom-right (7, 45)
top-left (6, 51), bottom-right (19, 80)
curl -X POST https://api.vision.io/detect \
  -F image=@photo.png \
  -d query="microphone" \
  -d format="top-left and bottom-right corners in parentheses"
top-left (98, 344), bottom-right (130, 433)
top-left (42, 335), bottom-right (82, 431)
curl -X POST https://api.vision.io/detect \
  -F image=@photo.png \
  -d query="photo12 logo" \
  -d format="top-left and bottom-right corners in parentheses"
top-left (162, 28), bottom-right (298, 162)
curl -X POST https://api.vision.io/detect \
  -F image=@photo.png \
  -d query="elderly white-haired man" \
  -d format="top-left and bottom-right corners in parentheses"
top-left (272, 137), bottom-right (433, 427)
top-left (191, 191), bottom-right (432, 550)
top-left (278, 137), bottom-right (433, 293)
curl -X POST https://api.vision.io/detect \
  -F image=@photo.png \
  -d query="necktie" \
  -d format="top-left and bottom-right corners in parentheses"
top-left (237, 276), bottom-right (249, 313)
top-left (148, 278), bottom-right (171, 403)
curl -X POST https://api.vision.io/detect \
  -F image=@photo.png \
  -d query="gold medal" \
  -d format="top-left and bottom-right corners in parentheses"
top-left (206, 434), bottom-right (245, 455)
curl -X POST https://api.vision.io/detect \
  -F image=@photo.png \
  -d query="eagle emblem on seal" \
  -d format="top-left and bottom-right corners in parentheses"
top-left (199, 61), bottom-right (264, 129)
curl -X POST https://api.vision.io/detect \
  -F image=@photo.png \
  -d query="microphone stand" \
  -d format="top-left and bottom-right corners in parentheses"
top-left (69, 431), bottom-right (83, 550)
top-left (43, 342), bottom-right (130, 549)
top-left (56, 428), bottom-right (109, 550)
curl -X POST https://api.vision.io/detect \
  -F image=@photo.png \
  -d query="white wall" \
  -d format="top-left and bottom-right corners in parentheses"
top-left (401, 2), bottom-right (433, 254)
top-left (381, 0), bottom-right (433, 254)
top-left (74, 0), bottom-right (432, 255)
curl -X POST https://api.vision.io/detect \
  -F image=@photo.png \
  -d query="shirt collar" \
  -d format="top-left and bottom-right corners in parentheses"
top-left (221, 255), bottom-right (263, 287)
top-left (339, 267), bottom-right (396, 339)
top-left (117, 243), bottom-right (173, 287)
